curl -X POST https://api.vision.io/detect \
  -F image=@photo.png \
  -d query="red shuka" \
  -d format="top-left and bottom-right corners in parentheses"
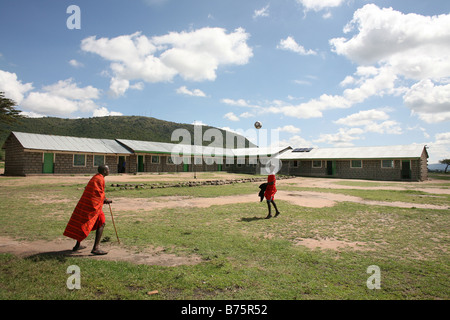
top-left (264, 174), bottom-right (277, 201)
top-left (63, 173), bottom-right (106, 242)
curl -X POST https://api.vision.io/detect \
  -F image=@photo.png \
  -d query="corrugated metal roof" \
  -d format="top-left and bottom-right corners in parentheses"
top-left (116, 139), bottom-right (179, 154)
top-left (278, 145), bottom-right (427, 160)
top-left (117, 139), bottom-right (291, 157)
top-left (12, 132), bottom-right (132, 154)
top-left (232, 146), bottom-right (292, 157)
top-left (116, 139), bottom-right (224, 156)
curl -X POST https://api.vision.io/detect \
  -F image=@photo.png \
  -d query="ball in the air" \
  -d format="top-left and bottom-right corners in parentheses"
top-left (254, 121), bottom-right (262, 129)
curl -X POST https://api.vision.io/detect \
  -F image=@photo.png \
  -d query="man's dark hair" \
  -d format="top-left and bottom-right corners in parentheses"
top-left (98, 165), bottom-right (109, 174)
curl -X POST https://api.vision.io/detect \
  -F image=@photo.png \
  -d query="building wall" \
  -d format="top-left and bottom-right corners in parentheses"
top-left (419, 149), bottom-right (428, 181)
top-left (3, 134), bottom-right (24, 175)
top-left (3, 134), bottom-right (128, 175)
top-left (282, 158), bottom-right (426, 181)
top-left (53, 154), bottom-right (120, 175)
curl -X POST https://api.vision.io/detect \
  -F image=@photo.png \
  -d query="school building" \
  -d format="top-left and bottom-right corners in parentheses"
top-left (277, 145), bottom-right (429, 181)
top-left (1, 131), bottom-right (290, 176)
top-left (2, 131), bottom-right (428, 181)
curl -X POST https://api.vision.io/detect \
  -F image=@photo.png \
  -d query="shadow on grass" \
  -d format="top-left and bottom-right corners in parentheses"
top-left (239, 216), bottom-right (266, 222)
top-left (25, 249), bottom-right (76, 262)
top-left (25, 248), bottom-right (100, 263)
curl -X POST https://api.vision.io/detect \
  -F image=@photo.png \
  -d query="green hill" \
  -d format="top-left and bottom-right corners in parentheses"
top-left (0, 116), bottom-right (256, 154)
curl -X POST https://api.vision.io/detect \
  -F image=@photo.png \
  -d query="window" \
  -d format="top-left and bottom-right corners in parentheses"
top-left (151, 156), bottom-right (160, 164)
top-left (312, 160), bottom-right (322, 168)
top-left (292, 160), bottom-right (298, 167)
top-left (351, 160), bottom-right (362, 168)
top-left (94, 155), bottom-right (105, 167)
top-left (194, 156), bottom-right (203, 165)
top-left (382, 160), bottom-right (394, 168)
top-left (167, 156), bottom-right (174, 164)
top-left (73, 154), bottom-right (86, 167)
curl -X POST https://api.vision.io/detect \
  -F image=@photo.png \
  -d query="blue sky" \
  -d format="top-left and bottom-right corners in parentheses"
top-left (0, 0), bottom-right (449, 163)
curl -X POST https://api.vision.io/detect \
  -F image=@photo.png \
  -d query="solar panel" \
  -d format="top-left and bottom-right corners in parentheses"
top-left (292, 148), bottom-right (313, 152)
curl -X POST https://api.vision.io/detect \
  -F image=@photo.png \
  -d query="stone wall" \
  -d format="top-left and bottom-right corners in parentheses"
top-left (282, 158), bottom-right (426, 181)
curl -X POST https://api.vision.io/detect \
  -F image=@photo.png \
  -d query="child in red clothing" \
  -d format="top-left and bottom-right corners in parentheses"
top-left (264, 174), bottom-right (280, 219)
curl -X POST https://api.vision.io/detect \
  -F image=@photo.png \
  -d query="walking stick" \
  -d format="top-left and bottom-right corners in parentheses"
top-left (108, 203), bottom-right (120, 244)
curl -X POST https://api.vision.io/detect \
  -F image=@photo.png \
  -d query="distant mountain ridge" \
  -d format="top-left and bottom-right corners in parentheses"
top-left (0, 116), bottom-right (256, 149)
top-left (428, 163), bottom-right (448, 172)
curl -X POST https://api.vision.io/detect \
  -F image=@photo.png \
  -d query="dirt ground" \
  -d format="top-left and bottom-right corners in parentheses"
top-left (1, 172), bottom-right (448, 265)
top-left (0, 236), bottom-right (202, 267)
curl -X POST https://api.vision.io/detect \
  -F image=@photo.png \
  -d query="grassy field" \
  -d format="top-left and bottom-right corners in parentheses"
top-left (0, 173), bottom-right (449, 300)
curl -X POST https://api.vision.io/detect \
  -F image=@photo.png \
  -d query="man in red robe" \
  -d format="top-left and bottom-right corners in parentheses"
top-left (64, 165), bottom-right (112, 255)
top-left (264, 174), bottom-right (280, 219)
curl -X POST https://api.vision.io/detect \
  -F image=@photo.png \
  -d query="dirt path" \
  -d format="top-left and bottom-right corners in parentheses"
top-left (110, 190), bottom-right (449, 212)
top-left (0, 236), bottom-right (202, 267)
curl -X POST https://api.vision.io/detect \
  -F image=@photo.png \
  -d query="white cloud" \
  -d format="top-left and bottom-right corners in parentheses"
top-left (193, 120), bottom-right (207, 126)
top-left (176, 86), bottom-right (206, 97)
top-left (297, 0), bottom-right (346, 12)
top-left (404, 79), bottom-right (450, 122)
top-left (294, 79), bottom-right (312, 86)
top-left (427, 132), bottom-right (450, 163)
top-left (314, 127), bottom-right (365, 147)
top-left (19, 78), bottom-right (106, 117)
top-left (253, 5), bottom-right (270, 19)
top-left (239, 112), bottom-right (254, 118)
top-left (226, 94), bottom-right (351, 120)
top-left (20, 111), bottom-right (45, 118)
top-left (330, 4), bottom-right (450, 80)
top-left (414, 112), bottom-right (450, 124)
top-left (0, 70), bottom-right (33, 104)
top-left (335, 109), bottom-right (389, 126)
top-left (221, 98), bottom-right (251, 107)
top-left (331, 5), bottom-right (450, 75)
top-left (329, 5), bottom-right (450, 123)
top-left (109, 77), bottom-right (130, 98)
top-left (93, 107), bottom-right (123, 117)
top-left (0, 71), bottom-right (121, 118)
top-left (322, 12), bottom-right (332, 19)
top-left (69, 59), bottom-right (84, 68)
top-left (366, 120), bottom-right (402, 135)
top-left (224, 112), bottom-right (240, 122)
top-left (42, 78), bottom-right (100, 100)
top-left (21, 92), bottom-right (80, 116)
top-left (277, 36), bottom-right (317, 56)
top-left (277, 135), bottom-right (313, 148)
top-left (82, 28), bottom-right (253, 96)
top-left (275, 94), bottom-right (352, 119)
top-left (342, 66), bottom-right (401, 104)
top-left (276, 125), bottom-right (301, 134)
top-left (335, 109), bottom-right (402, 135)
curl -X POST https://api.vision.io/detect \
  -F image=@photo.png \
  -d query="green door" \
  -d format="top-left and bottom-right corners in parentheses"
top-left (401, 160), bottom-right (411, 179)
top-left (327, 161), bottom-right (336, 176)
top-left (183, 163), bottom-right (189, 172)
top-left (138, 155), bottom-right (144, 172)
top-left (217, 164), bottom-right (222, 172)
top-left (43, 153), bottom-right (54, 173)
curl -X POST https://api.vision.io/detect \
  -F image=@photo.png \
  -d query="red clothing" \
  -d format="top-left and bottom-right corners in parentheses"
top-left (264, 174), bottom-right (277, 200)
top-left (63, 173), bottom-right (106, 242)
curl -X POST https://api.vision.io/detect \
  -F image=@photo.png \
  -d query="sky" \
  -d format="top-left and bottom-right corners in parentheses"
top-left (0, 0), bottom-right (449, 163)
